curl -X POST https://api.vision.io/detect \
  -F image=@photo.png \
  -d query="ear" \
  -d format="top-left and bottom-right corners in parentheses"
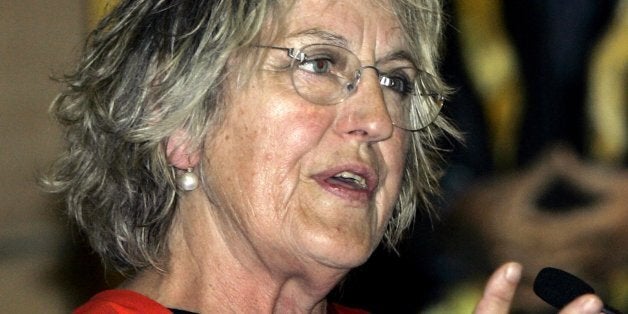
top-left (166, 129), bottom-right (201, 170)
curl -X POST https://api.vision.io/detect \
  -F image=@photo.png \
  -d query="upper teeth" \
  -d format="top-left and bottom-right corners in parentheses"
top-left (334, 171), bottom-right (367, 188)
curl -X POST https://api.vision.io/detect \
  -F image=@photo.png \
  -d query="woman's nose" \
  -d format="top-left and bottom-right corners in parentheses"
top-left (333, 67), bottom-right (395, 142)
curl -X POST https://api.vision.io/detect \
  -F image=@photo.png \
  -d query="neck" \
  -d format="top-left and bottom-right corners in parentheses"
top-left (123, 191), bottom-right (349, 313)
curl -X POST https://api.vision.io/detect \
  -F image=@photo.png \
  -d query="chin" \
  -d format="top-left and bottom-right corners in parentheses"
top-left (301, 230), bottom-right (378, 270)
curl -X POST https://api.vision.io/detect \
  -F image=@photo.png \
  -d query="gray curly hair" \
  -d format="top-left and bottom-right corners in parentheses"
top-left (43, 0), bottom-right (458, 273)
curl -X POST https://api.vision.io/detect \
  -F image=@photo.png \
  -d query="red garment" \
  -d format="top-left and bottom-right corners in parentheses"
top-left (74, 289), bottom-right (369, 314)
top-left (327, 303), bottom-right (370, 314)
top-left (73, 290), bottom-right (171, 314)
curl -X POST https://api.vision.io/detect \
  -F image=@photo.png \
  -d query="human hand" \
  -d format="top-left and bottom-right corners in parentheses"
top-left (449, 146), bottom-right (628, 310)
top-left (474, 262), bottom-right (605, 314)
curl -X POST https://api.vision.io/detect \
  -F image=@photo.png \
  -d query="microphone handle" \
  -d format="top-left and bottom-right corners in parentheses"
top-left (602, 304), bottom-right (623, 314)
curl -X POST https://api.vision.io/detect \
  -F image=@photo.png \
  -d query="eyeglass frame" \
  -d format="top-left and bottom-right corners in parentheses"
top-left (255, 43), bottom-right (444, 131)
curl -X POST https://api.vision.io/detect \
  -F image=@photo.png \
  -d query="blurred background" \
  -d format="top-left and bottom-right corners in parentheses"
top-left (1, 1), bottom-right (116, 312)
top-left (1, 0), bottom-right (626, 313)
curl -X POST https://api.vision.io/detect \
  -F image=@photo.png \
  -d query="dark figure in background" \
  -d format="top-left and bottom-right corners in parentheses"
top-left (504, 0), bottom-right (619, 165)
top-left (433, 0), bottom-right (628, 313)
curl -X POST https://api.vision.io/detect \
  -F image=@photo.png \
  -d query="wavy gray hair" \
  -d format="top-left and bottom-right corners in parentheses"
top-left (43, 0), bottom-right (458, 273)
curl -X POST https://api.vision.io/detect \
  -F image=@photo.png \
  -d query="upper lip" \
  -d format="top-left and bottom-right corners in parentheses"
top-left (312, 162), bottom-right (379, 196)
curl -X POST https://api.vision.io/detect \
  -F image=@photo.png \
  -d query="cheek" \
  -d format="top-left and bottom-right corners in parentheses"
top-left (382, 133), bottom-right (409, 183)
top-left (377, 134), bottom-right (409, 219)
top-left (205, 90), bottom-right (333, 208)
top-left (249, 100), bottom-right (332, 170)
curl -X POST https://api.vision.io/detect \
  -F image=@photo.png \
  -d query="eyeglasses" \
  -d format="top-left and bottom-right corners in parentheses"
top-left (257, 43), bottom-right (444, 131)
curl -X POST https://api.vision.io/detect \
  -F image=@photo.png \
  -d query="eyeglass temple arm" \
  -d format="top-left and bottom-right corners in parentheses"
top-left (256, 45), bottom-right (306, 62)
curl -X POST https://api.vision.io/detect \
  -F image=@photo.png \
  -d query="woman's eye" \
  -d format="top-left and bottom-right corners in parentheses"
top-left (382, 74), bottom-right (414, 95)
top-left (298, 57), bottom-right (333, 74)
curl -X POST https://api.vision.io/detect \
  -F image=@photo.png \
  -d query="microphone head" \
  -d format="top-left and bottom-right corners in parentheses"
top-left (533, 267), bottom-right (595, 309)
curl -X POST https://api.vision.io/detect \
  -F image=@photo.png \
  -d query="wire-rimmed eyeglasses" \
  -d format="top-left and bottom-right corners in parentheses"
top-left (257, 43), bottom-right (444, 131)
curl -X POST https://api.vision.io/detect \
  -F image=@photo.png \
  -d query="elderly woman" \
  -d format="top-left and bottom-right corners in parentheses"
top-left (44, 0), bottom-right (606, 313)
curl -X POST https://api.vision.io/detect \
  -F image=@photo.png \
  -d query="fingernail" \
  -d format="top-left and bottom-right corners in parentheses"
top-left (580, 295), bottom-right (603, 313)
top-left (505, 263), bottom-right (522, 283)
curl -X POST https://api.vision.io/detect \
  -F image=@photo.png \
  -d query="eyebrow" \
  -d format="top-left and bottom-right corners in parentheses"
top-left (286, 29), bottom-right (349, 47)
top-left (378, 50), bottom-right (418, 69)
top-left (286, 28), bottom-right (417, 67)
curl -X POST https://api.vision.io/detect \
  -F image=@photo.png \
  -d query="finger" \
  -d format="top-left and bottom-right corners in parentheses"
top-left (557, 294), bottom-right (604, 314)
top-left (473, 262), bottom-right (522, 314)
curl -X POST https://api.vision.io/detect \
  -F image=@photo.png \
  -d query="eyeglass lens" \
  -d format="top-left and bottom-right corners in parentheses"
top-left (289, 44), bottom-right (443, 131)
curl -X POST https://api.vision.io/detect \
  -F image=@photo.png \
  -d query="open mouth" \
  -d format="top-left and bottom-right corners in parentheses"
top-left (327, 171), bottom-right (368, 190)
top-left (314, 166), bottom-right (378, 202)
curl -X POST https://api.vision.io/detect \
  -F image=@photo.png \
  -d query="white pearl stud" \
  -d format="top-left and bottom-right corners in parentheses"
top-left (176, 168), bottom-right (199, 191)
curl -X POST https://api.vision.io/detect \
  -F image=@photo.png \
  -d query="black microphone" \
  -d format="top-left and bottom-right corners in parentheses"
top-left (533, 267), bottom-right (622, 314)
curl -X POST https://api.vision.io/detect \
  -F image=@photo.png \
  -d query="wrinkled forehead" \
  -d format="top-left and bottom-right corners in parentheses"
top-left (275, 0), bottom-right (407, 61)
top-left (229, 0), bottom-right (419, 87)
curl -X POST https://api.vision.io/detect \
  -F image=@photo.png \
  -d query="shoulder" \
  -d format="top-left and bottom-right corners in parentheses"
top-left (73, 289), bottom-right (172, 314)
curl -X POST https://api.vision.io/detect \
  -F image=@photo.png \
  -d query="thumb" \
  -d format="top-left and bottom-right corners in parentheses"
top-left (474, 262), bottom-right (523, 314)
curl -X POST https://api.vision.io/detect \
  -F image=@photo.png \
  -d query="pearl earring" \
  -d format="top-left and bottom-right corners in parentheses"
top-left (176, 168), bottom-right (199, 191)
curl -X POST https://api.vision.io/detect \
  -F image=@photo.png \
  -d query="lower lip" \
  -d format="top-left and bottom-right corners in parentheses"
top-left (315, 177), bottom-right (372, 203)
